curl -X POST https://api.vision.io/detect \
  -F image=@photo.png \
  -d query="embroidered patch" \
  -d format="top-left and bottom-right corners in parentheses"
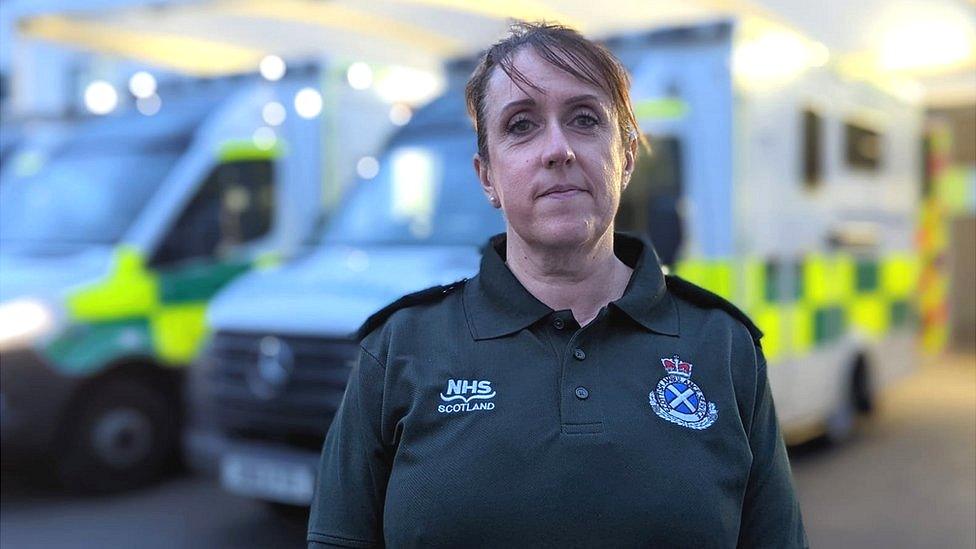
top-left (649, 355), bottom-right (717, 430)
top-left (438, 379), bottom-right (496, 413)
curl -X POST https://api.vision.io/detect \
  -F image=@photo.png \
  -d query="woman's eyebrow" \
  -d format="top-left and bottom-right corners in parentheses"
top-left (497, 94), bottom-right (605, 120)
top-left (564, 94), bottom-right (601, 106)
top-left (499, 98), bottom-right (535, 118)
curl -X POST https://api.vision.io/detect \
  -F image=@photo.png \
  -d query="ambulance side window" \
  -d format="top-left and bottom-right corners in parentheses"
top-left (845, 121), bottom-right (883, 171)
top-left (802, 109), bottom-right (823, 189)
top-left (152, 159), bottom-right (274, 266)
top-left (616, 135), bottom-right (684, 266)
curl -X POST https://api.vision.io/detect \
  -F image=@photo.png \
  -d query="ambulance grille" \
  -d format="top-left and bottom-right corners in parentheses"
top-left (198, 330), bottom-right (358, 449)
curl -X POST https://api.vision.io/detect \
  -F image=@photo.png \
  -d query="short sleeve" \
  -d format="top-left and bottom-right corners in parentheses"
top-left (307, 346), bottom-right (391, 549)
top-left (737, 345), bottom-right (809, 548)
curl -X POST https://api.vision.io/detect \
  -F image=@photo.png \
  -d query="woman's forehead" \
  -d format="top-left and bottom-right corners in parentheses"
top-left (485, 48), bottom-right (611, 112)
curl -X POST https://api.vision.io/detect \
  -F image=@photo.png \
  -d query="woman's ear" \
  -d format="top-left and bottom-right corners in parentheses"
top-left (621, 136), bottom-right (638, 191)
top-left (474, 154), bottom-right (501, 209)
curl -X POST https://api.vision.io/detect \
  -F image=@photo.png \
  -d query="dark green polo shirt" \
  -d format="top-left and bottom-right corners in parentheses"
top-left (308, 233), bottom-right (807, 548)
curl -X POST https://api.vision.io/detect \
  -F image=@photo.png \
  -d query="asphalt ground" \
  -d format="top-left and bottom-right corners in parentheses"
top-left (2, 353), bottom-right (974, 548)
top-left (790, 352), bottom-right (976, 548)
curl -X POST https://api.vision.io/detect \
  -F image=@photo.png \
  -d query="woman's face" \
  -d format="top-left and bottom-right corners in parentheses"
top-left (474, 47), bottom-right (635, 250)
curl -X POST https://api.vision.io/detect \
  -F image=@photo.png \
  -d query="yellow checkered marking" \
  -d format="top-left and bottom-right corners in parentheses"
top-left (676, 251), bottom-right (918, 362)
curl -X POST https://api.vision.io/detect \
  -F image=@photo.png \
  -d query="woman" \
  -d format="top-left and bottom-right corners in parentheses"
top-left (308, 22), bottom-right (807, 548)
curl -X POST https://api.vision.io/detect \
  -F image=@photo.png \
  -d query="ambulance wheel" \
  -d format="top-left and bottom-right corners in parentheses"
top-left (824, 391), bottom-right (856, 444)
top-left (825, 356), bottom-right (874, 444)
top-left (59, 378), bottom-right (179, 493)
top-left (851, 357), bottom-right (876, 414)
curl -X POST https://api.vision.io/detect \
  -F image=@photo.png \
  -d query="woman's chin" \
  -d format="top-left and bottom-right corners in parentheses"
top-left (521, 218), bottom-right (608, 249)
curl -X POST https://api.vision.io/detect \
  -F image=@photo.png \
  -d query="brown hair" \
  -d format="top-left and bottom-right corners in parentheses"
top-left (464, 21), bottom-right (643, 162)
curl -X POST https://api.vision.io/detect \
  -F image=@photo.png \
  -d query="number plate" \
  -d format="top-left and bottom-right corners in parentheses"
top-left (219, 454), bottom-right (315, 505)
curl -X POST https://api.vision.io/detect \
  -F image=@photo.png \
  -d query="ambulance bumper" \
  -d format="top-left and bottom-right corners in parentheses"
top-left (185, 426), bottom-right (320, 506)
top-left (0, 349), bottom-right (80, 458)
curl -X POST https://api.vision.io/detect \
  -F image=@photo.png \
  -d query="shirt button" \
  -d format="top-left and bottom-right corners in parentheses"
top-left (573, 348), bottom-right (586, 361)
top-left (552, 318), bottom-right (565, 330)
top-left (575, 386), bottom-right (589, 400)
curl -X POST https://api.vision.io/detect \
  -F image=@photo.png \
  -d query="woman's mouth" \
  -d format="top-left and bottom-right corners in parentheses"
top-left (540, 187), bottom-right (586, 199)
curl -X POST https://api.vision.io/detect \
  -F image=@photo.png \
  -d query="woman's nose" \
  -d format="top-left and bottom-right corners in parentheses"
top-left (541, 125), bottom-right (575, 169)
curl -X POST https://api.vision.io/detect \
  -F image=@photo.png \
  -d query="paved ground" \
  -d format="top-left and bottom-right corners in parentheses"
top-left (0, 471), bottom-right (307, 548)
top-left (2, 354), bottom-right (974, 548)
top-left (790, 352), bottom-right (976, 548)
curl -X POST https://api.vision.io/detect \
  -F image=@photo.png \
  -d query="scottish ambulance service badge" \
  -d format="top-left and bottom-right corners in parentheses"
top-left (649, 355), bottom-right (717, 430)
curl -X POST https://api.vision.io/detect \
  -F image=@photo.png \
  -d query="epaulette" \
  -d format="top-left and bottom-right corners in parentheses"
top-left (665, 274), bottom-right (763, 345)
top-left (355, 278), bottom-right (468, 341)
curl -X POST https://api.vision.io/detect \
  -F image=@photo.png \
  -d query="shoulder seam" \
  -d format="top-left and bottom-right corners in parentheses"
top-left (356, 278), bottom-right (468, 341)
top-left (307, 530), bottom-right (378, 548)
top-left (359, 344), bottom-right (386, 371)
top-left (459, 282), bottom-right (479, 340)
top-left (665, 274), bottom-right (763, 344)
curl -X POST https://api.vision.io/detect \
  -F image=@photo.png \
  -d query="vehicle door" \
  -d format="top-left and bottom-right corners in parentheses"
top-left (147, 153), bottom-right (276, 364)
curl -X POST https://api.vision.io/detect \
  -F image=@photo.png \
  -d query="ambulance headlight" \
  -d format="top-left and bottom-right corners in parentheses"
top-left (0, 298), bottom-right (62, 352)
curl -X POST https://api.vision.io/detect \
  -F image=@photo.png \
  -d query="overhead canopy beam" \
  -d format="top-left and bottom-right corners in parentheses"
top-left (19, 14), bottom-right (267, 76)
top-left (217, 0), bottom-right (467, 58)
top-left (15, 0), bottom-right (723, 77)
top-left (386, 0), bottom-right (580, 29)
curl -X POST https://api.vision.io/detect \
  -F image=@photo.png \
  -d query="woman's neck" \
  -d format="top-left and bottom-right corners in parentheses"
top-left (505, 229), bottom-right (634, 327)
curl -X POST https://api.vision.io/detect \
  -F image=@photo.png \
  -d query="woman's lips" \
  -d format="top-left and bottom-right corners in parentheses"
top-left (540, 188), bottom-right (585, 199)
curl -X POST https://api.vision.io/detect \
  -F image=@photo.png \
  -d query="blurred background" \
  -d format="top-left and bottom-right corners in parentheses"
top-left (0, 0), bottom-right (973, 547)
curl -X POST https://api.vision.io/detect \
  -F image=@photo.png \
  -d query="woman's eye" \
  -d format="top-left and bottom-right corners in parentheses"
top-left (507, 118), bottom-right (534, 134)
top-left (573, 114), bottom-right (599, 128)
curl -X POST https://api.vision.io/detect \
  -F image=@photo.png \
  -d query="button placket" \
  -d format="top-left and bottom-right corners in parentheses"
top-left (558, 315), bottom-right (605, 434)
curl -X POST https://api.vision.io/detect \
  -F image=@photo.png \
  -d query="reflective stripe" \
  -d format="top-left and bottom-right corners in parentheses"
top-left (802, 254), bottom-right (833, 305)
top-left (43, 318), bottom-right (154, 374)
top-left (674, 259), bottom-right (733, 301)
top-left (678, 247), bottom-right (917, 359)
top-left (218, 139), bottom-right (283, 163)
top-left (835, 255), bottom-right (857, 302)
top-left (151, 303), bottom-right (209, 364)
top-left (813, 305), bottom-right (846, 344)
top-left (256, 251), bottom-right (283, 270)
top-left (67, 246), bottom-right (158, 320)
top-left (787, 303), bottom-right (814, 354)
top-left (752, 306), bottom-right (783, 361)
top-left (741, 259), bottom-right (766, 311)
top-left (881, 253), bottom-right (917, 297)
top-left (59, 244), bottom-right (252, 371)
top-left (633, 97), bottom-right (690, 121)
top-left (850, 295), bottom-right (888, 340)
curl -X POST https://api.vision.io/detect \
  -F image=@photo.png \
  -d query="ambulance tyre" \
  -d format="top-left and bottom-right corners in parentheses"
top-left (59, 377), bottom-right (179, 493)
top-left (825, 355), bottom-right (874, 444)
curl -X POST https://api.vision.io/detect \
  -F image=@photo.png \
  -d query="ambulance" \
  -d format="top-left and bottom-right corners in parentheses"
top-left (187, 20), bottom-right (921, 506)
top-left (611, 20), bottom-right (920, 441)
top-left (0, 65), bottom-right (389, 491)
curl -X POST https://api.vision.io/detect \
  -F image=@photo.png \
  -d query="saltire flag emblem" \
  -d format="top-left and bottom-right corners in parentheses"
top-left (649, 355), bottom-right (717, 430)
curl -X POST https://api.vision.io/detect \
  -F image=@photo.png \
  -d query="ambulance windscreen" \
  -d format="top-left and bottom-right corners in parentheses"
top-left (318, 133), bottom-right (505, 247)
top-left (0, 143), bottom-right (182, 249)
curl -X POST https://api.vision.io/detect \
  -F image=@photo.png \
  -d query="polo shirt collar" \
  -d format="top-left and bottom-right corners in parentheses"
top-left (463, 232), bottom-right (680, 340)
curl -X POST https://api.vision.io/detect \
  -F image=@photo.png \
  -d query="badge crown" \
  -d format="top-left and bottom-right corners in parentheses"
top-left (662, 355), bottom-right (693, 379)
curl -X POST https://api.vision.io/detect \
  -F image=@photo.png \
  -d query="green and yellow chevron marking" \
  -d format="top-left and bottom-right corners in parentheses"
top-left (50, 244), bottom-right (251, 373)
top-left (47, 141), bottom-right (282, 373)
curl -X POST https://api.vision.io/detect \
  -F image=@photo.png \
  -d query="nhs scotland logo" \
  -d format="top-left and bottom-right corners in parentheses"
top-left (438, 379), bottom-right (496, 414)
